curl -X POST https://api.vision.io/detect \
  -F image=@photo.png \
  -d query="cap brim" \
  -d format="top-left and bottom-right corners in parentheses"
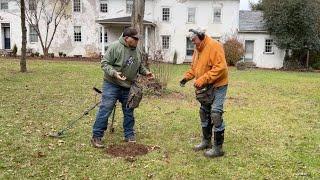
top-left (132, 34), bottom-right (143, 39)
top-left (188, 33), bottom-right (197, 40)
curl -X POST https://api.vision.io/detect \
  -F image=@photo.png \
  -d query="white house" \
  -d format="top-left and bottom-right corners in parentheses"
top-left (0, 0), bottom-right (285, 68)
top-left (238, 10), bottom-right (285, 69)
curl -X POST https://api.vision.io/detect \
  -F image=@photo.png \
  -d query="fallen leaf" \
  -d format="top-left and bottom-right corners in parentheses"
top-left (35, 151), bottom-right (46, 158)
top-left (147, 173), bottom-right (154, 178)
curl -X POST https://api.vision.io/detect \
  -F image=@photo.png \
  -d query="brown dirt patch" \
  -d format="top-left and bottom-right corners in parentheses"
top-left (163, 92), bottom-right (186, 99)
top-left (106, 143), bottom-right (155, 158)
top-left (137, 76), bottom-right (163, 96)
top-left (226, 96), bottom-right (248, 107)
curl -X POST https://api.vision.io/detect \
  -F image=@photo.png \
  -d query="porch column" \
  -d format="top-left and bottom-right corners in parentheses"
top-left (145, 26), bottom-right (148, 53)
top-left (101, 26), bottom-right (105, 56)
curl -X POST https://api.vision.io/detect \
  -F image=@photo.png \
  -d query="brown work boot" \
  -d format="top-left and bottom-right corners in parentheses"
top-left (91, 137), bottom-right (104, 148)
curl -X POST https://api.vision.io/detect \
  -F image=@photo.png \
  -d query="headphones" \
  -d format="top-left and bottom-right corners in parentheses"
top-left (189, 29), bottom-right (205, 40)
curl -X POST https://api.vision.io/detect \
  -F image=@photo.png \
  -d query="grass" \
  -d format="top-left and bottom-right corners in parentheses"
top-left (0, 58), bottom-right (319, 179)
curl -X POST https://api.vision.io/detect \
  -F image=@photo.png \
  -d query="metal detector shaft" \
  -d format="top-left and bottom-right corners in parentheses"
top-left (49, 87), bottom-right (103, 138)
top-left (54, 101), bottom-right (100, 136)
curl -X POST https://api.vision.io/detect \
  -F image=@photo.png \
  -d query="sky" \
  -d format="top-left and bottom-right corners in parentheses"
top-left (240, 0), bottom-right (260, 10)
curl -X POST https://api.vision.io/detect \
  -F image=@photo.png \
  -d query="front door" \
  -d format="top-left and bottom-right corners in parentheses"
top-left (244, 40), bottom-right (254, 61)
top-left (3, 27), bottom-right (10, 49)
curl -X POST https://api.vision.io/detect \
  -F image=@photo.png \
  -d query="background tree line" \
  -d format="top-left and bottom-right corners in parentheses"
top-left (251, 0), bottom-right (320, 70)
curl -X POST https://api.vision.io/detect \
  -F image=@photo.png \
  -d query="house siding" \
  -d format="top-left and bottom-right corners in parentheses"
top-left (1, 1), bottom-right (250, 65)
top-left (238, 33), bottom-right (285, 69)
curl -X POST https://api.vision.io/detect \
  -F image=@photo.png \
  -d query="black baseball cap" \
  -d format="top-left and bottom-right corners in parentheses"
top-left (123, 27), bottom-right (142, 40)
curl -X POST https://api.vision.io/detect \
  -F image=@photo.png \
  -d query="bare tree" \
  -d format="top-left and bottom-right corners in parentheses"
top-left (20, 0), bottom-right (27, 72)
top-left (23, 0), bottom-right (71, 57)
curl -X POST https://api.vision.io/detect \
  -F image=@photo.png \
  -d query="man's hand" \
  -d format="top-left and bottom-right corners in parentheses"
top-left (194, 79), bottom-right (203, 89)
top-left (179, 79), bottom-right (188, 87)
top-left (146, 72), bottom-right (155, 80)
top-left (114, 72), bottom-right (127, 81)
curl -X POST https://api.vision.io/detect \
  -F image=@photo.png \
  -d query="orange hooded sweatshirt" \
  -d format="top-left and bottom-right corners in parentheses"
top-left (184, 35), bottom-right (228, 88)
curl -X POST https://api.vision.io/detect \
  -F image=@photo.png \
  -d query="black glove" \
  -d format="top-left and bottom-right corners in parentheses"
top-left (180, 79), bottom-right (188, 87)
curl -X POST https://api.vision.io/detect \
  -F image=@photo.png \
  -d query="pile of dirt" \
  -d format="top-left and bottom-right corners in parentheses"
top-left (106, 143), bottom-right (149, 157)
top-left (137, 76), bottom-right (163, 96)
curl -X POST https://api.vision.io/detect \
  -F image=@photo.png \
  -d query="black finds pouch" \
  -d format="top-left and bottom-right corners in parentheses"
top-left (195, 85), bottom-right (214, 105)
top-left (126, 81), bottom-right (143, 109)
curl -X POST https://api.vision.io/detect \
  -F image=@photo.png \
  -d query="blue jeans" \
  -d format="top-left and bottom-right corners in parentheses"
top-left (200, 85), bottom-right (228, 132)
top-left (92, 81), bottom-right (135, 139)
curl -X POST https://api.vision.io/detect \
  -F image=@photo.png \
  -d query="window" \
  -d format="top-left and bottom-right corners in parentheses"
top-left (74, 26), bottom-right (81, 42)
top-left (73, 0), bottom-right (81, 12)
top-left (126, 0), bottom-right (133, 14)
top-left (213, 7), bottom-right (222, 23)
top-left (187, 8), bottom-right (196, 23)
top-left (161, 36), bottom-right (170, 50)
top-left (29, 0), bottom-right (36, 11)
top-left (100, 27), bottom-right (108, 43)
top-left (0, 0), bottom-right (8, 10)
top-left (265, 39), bottom-right (274, 53)
top-left (100, 0), bottom-right (108, 13)
top-left (29, 25), bottom-right (38, 43)
top-left (186, 37), bottom-right (195, 56)
top-left (162, 7), bottom-right (170, 22)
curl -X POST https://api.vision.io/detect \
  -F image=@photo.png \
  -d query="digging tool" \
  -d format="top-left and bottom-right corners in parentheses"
top-left (94, 87), bottom-right (116, 133)
top-left (110, 105), bottom-right (116, 133)
top-left (93, 87), bottom-right (117, 133)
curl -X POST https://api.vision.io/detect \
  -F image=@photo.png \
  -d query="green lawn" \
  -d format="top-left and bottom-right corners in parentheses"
top-left (0, 59), bottom-right (319, 179)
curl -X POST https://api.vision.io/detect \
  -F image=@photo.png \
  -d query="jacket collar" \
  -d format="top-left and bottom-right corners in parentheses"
top-left (196, 35), bottom-right (209, 52)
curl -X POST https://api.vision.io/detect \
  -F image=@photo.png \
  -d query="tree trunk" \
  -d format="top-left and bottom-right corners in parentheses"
top-left (20, 0), bottom-right (27, 72)
top-left (306, 49), bottom-right (310, 70)
top-left (43, 47), bottom-right (49, 58)
top-left (132, 0), bottom-right (145, 38)
top-left (283, 49), bottom-right (290, 69)
top-left (132, 0), bottom-right (149, 68)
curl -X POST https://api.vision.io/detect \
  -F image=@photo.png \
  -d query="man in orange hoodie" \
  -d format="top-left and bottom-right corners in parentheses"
top-left (180, 28), bottom-right (228, 158)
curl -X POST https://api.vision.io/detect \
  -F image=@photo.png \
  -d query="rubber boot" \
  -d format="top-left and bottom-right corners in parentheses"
top-left (204, 130), bottom-right (224, 157)
top-left (193, 126), bottom-right (212, 151)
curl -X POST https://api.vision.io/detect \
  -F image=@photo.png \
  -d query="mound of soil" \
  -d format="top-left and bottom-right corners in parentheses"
top-left (106, 143), bottom-right (149, 157)
top-left (137, 76), bottom-right (163, 96)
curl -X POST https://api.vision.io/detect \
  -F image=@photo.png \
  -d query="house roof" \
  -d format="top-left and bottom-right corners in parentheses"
top-left (239, 10), bottom-right (267, 32)
top-left (96, 16), bottom-right (155, 26)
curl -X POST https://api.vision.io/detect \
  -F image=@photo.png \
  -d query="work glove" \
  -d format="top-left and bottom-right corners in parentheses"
top-left (180, 78), bottom-right (188, 87)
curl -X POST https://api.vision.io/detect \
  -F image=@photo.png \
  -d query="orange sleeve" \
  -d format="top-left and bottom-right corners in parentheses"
top-left (197, 44), bottom-right (227, 85)
top-left (184, 52), bottom-right (196, 81)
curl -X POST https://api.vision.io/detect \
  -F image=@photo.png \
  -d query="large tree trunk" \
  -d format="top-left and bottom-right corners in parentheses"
top-left (132, 0), bottom-right (145, 38)
top-left (132, 0), bottom-right (149, 68)
top-left (20, 0), bottom-right (27, 72)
